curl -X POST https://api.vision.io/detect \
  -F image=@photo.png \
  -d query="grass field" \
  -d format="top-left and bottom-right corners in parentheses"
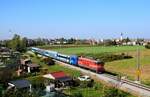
top-left (45, 45), bottom-right (150, 85)
top-left (106, 49), bottom-right (150, 85)
top-left (49, 45), bottom-right (144, 55)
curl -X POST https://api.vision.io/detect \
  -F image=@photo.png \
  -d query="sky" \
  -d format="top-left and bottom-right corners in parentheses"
top-left (0, 0), bottom-right (150, 40)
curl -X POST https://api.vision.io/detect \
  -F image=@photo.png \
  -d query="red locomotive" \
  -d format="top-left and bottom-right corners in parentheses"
top-left (78, 56), bottom-right (105, 73)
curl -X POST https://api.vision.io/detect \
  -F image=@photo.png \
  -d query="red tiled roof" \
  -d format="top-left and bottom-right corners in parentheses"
top-left (51, 71), bottom-right (66, 79)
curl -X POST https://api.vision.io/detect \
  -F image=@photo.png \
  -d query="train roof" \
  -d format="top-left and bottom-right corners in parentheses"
top-left (79, 56), bottom-right (104, 63)
top-left (45, 50), bottom-right (58, 54)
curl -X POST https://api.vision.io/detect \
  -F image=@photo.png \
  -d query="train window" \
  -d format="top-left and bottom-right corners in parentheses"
top-left (58, 54), bottom-right (70, 59)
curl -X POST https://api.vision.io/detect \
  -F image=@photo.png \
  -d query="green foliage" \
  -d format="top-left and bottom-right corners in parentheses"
top-left (145, 43), bottom-right (150, 49)
top-left (0, 68), bottom-right (15, 83)
top-left (26, 51), bottom-right (35, 57)
top-left (94, 83), bottom-right (103, 90)
top-left (79, 80), bottom-right (94, 88)
top-left (67, 38), bottom-right (76, 44)
top-left (3, 89), bottom-right (39, 97)
top-left (102, 87), bottom-right (129, 97)
top-left (79, 81), bottom-right (89, 88)
top-left (136, 38), bottom-right (144, 45)
top-left (78, 53), bottom-right (132, 62)
top-left (65, 83), bottom-right (134, 97)
top-left (36, 38), bottom-right (46, 46)
top-left (72, 92), bottom-right (83, 97)
top-left (6, 34), bottom-right (27, 52)
top-left (42, 57), bottom-right (55, 65)
top-left (27, 76), bottom-right (45, 90)
top-left (142, 81), bottom-right (150, 86)
top-left (103, 39), bottom-right (117, 46)
top-left (0, 84), bottom-right (3, 97)
top-left (122, 37), bottom-right (131, 43)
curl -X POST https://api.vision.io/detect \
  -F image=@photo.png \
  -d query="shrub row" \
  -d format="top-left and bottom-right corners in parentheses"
top-left (78, 53), bottom-right (132, 62)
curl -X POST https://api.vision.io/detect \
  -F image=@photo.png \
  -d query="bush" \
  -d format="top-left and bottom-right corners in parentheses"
top-left (40, 68), bottom-right (49, 74)
top-left (78, 53), bottom-right (132, 62)
top-left (42, 58), bottom-right (55, 65)
top-left (145, 43), bottom-right (150, 49)
top-left (87, 79), bottom-right (94, 87)
top-left (102, 87), bottom-right (129, 97)
top-left (27, 76), bottom-right (45, 90)
top-left (94, 83), bottom-right (103, 90)
top-left (3, 89), bottom-right (39, 97)
top-left (72, 92), bottom-right (83, 97)
top-left (72, 79), bottom-right (80, 87)
top-left (79, 80), bottom-right (94, 88)
top-left (0, 68), bottom-right (15, 84)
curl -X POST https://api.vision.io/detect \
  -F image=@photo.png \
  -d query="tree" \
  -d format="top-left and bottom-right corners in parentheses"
top-left (122, 37), bottom-right (131, 43)
top-left (20, 37), bottom-right (27, 52)
top-left (6, 34), bottom-right (27, 52)
top-left (136, 38), bottom-right (144, 45)
top-left (42, 58), bottom-right (55, 65)
top-left (104, 39), bottom-right (117, 46)
top-left (145, 42), bottom-right (150, 49)
top-left (36, 38), bottom-right (45, 46)
top-left (0, 68), bottom-right (14, 84)
top-left (22, 37), bottom-right (28, 46)
top-left (59, 38), bottom-right (65, 44)
top-left (68, 38), bottom-right (76, 44)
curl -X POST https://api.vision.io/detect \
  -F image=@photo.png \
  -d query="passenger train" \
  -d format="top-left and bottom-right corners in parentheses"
top-left (30, 47), bottom-right (105, 73)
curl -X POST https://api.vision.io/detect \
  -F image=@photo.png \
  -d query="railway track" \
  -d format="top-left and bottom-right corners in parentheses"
top-left (122, 79), bottom-right (150, 92)
top-left (102, 74), bottom-right (150, 92)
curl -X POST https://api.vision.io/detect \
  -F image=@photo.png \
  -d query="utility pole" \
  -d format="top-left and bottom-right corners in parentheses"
top-left (136, 47), bottom-right (141, 82)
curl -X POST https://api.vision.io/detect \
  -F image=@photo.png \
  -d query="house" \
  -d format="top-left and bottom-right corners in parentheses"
top-left (8, 79), bottom-right (31, 91)
top-left (20, 59), bottom-right (40, 73)
top-left (20, 59), bottom-right (32, 65)
top-left (26, 63), bottom-right (40, 73)
top-left (0, 47), bottom-right (11, 62)
top-left (0, 47), bottom-right (10, 52)
top-left (43, 71), bottom-right (73, 88)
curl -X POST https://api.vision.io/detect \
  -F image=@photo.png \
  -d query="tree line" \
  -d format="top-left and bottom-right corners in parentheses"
top-left (0, 34), bottom-right (27, 52)
top-left (0, 34), bottom-right (78, 52)
top-left (0, 34), bottom-right (145, 52)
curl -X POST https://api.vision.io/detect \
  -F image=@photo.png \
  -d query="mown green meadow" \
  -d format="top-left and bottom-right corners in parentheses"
top-left (49, 46), bottom-right (144, 55)
top-left (49, 45), bottom-right (144, 55)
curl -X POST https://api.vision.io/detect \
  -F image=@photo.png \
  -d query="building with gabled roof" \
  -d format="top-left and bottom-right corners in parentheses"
top-left (43, 71), bottom-right (72, 87)
top-left (8, 79), bottom-right (31, 91)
